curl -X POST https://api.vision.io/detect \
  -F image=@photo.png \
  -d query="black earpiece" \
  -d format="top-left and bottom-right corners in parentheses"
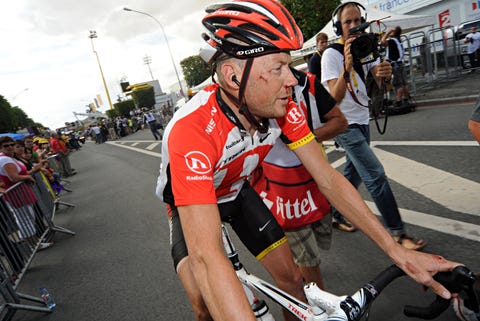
top-left (232, 75), bottom-right (241, 86)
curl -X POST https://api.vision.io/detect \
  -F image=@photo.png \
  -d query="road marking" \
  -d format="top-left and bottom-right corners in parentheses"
top-left (373, 148), bottom-right (480, 215)
top-left (324, 140), bottom-right (478, 147)
top-left (131, 142), bottom-right (139, 146)
top-left (105, 142), bottom-right (161, 158)
top-left (107, 139), bottom-right (479, 241)
top-left (365, 201), bottom-right (480, 243)
top-left (146, 142), bottom-right (160, 150)
top-left (371, 141), bottom-right (478, 147)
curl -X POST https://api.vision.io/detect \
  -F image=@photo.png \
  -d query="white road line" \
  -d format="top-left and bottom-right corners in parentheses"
top-left (131, 142), bottom-right (139, 146)
top-left (146, 142), bottom-right (160, 150)
top-left (371, 141), bottom-right (478, 147)
top-left (365, 201), bottom-right (480, 243)
top-left (373, 148), bottom-right (480, 216)
top-left (111, 140), bottom-right (160, 143)
top-left (107, 140), bottom-right (479, 241)
top-left (105, 142), bottom-right (161, 158)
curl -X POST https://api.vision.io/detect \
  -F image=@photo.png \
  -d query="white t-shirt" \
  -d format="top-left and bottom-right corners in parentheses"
top-left (465, 32), bottom-right (480, 54)
top-left (321, 46), bottom-right (378, 125)
top-left (0, 155), bottom-right (21, 176)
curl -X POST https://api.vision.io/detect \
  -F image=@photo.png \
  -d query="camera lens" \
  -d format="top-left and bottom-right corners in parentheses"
top-left (351, 34), bottom-right (376, 60)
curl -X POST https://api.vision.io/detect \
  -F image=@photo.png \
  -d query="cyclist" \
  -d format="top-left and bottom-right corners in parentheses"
top-left (155, 1), bottom-right (462, 320)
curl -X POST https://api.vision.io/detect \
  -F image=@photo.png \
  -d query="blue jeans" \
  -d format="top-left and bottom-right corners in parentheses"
top-left (332, 124), bottom-right (404, 235)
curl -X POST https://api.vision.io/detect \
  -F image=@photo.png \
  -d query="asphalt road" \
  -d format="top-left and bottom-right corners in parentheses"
top-left (14, 101), bottom-right (479, 321)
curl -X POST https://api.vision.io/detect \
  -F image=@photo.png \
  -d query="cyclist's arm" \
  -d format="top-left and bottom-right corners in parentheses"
top-left (178, 203), bottom-right (256, 321)
top-left (293, 139), bottom-right (461, 300)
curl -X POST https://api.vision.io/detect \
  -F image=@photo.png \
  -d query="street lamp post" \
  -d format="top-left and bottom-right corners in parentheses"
top-left (123, 7), bottom-right (185, 97)
top-left (143, 55), bottom-right (155, 81)
top-left (88, 30), bottom-right (114, 110)
top-left (11, 88), bottom-right (29, 103)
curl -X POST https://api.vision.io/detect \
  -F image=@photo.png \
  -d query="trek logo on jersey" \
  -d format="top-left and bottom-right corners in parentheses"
top-left (206, 106), bottom-right (218, 134)
top-left (184, 151), bottom-right (212, 175)
top-left (286, 105), bottom-right (304, 125)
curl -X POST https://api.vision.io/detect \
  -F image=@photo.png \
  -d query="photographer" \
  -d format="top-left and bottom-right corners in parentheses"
top-left (381, 26), bottom-right (411, 107)
top-left (322, 2), bottom-right (426, 250)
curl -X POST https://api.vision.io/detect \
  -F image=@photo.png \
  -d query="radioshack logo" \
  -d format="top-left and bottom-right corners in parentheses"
top-left (184, 151), bottom-right (211, 175)
top-left (286, 106), bottom-right (304, 125)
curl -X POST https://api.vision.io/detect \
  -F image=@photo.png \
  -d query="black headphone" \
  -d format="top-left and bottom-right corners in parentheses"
top-left (232, 75), bottom-right (241, 86)
top-left (332, 1), bottom-right (366, 37)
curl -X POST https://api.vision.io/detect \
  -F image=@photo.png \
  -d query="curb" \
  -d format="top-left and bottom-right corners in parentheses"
top-left (415, 95), bottom-right (478, 107)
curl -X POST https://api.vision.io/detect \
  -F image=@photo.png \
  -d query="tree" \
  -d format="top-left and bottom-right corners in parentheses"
top-left (280, 0), bottom-right (340, 41)
top-left (0, 95), bottom-right (14, 132)
top-left (180, 55), bottom-right (212, 88)
top-left (0, 95), bottom-right (41, 133)
top-left (130, 85), bottom-right (155, 109)
top-left (113, 100), bottom-right (136, 117)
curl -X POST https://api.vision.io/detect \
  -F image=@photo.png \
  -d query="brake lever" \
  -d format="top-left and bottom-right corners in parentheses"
top-left (404, 266), bottom-right (478, 319)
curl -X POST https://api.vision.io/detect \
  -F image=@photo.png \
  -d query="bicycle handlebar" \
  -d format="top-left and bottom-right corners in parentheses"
top-left (404, 266), bottom-right (478, 319)
top-left (337, 265), bottom-right (478, 321)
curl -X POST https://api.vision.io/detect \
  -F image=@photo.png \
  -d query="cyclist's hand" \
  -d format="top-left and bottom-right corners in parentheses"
top-left (394, 247), bottom-right (463, 300)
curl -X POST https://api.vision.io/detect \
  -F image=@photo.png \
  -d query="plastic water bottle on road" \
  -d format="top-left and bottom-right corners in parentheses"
top-left (39, 286), bottom-right (56, 310)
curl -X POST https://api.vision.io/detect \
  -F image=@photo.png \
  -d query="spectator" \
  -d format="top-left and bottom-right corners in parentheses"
top-left (322, 2), bottom-right (425, 249)
top-left (106, 119), bottom-right (119, 140)
top-left (90, 124), bottom-right (102, 144)
top-left (308, 32), bottom-right (329, 79)
top-left (381, 26), bottom-right (411, 107)
top-left (13, 141), bottom-right (46, 175)
top-left (0, 136), bottom-right (49, 246)
top-left (23, 136), bottom-right (40, 163)
top-left (49, 132), bottom-right (76, 177)
top-left (465, 26), bottom-right (480, 72)
top-left (143, 110), bottom-right (162, 140)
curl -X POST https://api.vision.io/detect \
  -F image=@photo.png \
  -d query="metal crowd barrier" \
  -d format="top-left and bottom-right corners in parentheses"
top-left (32, 172), bottom-right (75, 220)
top-left (0, 176), bottom-right (76, 320)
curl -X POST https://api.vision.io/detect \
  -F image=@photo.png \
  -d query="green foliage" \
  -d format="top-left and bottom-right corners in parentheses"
top-left (0, 94), bottom-right (41, 132)
top-left (105, 108), bottom-right (119, 119)
top-left (281, 0), bottom-right (340, 40)
top-left (0, 95), bottom-right (14, 132)
top-left (131, 85), bottom-right (156, 109)
top-left (113, 100), bottom-right (136, 117)
top-left (180, 55), bottom-right (212, 88)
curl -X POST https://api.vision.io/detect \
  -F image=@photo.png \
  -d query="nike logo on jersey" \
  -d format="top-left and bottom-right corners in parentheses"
top-left (259, 132), bottom-right (271, 143)
top-left (258, 220), bottom-right (271, 232)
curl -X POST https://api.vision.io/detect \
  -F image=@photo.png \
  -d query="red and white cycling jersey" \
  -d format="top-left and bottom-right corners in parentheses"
top-left (155, 84), bottom-right (314, 208)
top-left (252, 70), bottom-right (337, 229)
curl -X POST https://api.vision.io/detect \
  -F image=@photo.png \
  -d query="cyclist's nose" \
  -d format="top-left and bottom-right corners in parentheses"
top-left (285, 67), bottom-right (298, 88)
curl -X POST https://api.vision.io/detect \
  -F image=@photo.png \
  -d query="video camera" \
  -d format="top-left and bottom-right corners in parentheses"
top-left (349, 21), bottom-right (383, 65)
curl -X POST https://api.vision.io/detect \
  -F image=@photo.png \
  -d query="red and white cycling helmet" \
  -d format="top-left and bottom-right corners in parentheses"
top-left (201, 0), bottom-right (303, 61)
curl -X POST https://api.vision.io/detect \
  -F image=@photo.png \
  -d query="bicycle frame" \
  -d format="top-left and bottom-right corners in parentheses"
top-left (221, 224), bottom-right (478, 321)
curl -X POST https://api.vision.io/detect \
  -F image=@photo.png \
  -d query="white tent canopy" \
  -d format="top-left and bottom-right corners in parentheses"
top-left (292, 3), bottom-right (435, 59)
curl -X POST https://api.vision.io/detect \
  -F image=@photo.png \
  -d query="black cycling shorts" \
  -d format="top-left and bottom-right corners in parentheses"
top-left (169, 181), bottom-right (286, 271)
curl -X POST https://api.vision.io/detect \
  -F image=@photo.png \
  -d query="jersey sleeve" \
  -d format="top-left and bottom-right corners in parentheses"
top-left (167, 117), bottom-right (218, 206)
top-left (277, 99), bottom-right (315, 150)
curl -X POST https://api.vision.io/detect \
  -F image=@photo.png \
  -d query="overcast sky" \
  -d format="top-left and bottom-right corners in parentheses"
top-left (0, 0), bottom-right (213, 130)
